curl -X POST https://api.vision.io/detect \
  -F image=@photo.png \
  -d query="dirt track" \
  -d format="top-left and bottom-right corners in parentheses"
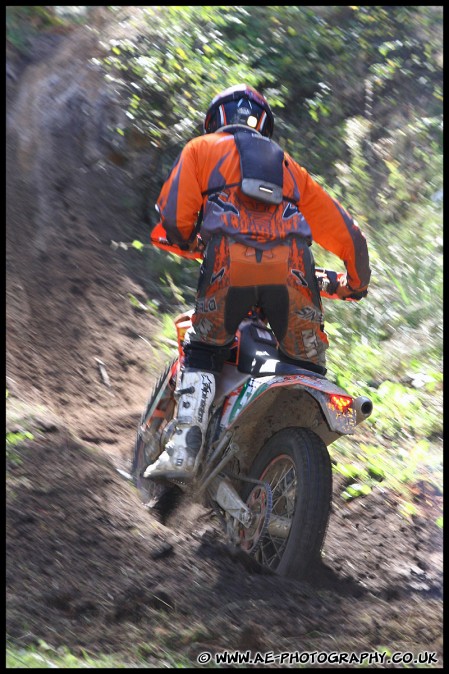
top-left (6, 20), bottom-right (443, 668)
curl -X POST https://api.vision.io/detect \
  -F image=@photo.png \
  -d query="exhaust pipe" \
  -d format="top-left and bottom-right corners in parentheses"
top-left (354, 396), bottom-right (373, 424)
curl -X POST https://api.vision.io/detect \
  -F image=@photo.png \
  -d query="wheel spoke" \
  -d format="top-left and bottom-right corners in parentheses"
top-left (240, 429), bottom-right (332, 578)
top-left (261, 534), bottom-right (285, 567)
top-left (270, 465), bottom-right (289, 497)
top-left (252, 454), bottom-right (298, 570)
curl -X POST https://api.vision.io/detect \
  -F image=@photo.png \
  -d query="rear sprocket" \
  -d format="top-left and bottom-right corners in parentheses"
top-left (237, 480), bottom-right (273, 555)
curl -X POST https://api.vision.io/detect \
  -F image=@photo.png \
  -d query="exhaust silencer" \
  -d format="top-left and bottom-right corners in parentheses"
top-left (353, 396), bottom-right (373, 425)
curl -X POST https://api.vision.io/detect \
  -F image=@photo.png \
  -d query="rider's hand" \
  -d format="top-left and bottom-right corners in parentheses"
top-left (179, 235), bottom-right (204, 253)
top-left (336, 275), bottom-right (368, 301)
top-left (160, 228), bottom-right (191, 250)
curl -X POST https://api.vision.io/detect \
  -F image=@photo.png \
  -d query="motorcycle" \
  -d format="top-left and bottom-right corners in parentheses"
top-left (132, 226), bottom-right (373, 579)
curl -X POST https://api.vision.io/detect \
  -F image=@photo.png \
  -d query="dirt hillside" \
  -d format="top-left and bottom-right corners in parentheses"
top-left (6, 18), bottom-right (443, 668)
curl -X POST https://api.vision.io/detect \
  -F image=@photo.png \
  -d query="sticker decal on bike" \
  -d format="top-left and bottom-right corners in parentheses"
top-left (219, 384), bottom-right (244, 429)
top-left (229, 377), bottom-right (272, 423)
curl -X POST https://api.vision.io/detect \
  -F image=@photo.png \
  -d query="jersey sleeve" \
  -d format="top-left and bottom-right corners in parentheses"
top-left (290, 160), bottom-right (371, 291)
top-left (156, 140), bottom-right (203, 245)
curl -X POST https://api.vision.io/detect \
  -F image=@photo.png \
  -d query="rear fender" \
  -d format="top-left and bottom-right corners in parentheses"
top-left (217, 374), bottom-right (358, 470)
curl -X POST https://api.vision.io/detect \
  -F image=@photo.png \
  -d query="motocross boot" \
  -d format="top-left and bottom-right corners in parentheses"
top-left (143, 369), bottom-right (216, 480)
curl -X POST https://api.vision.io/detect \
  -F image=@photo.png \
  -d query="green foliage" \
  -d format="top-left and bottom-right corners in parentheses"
top-left (161, 313), bottom-right (178, 341)
top-left (368, 382), bottom-right (440, 441)
top-left (6, 6), bottom-right (73, 54)
top-left (146, 246), bottom-right (198, 309)
top-left (332, 426), bottom-right (442, 508)
top-left (6, 642), bottom-right (132, 668)
top-left (6, 430), bottom-right (34, 446)
top-left (6, 636), bottom-right (202, 668)
top-left (6, 430), bottom-right (34, 467)
top-left (99, 7), bottom-right (264, 143)
top-left (342, 482), bottom-right (372, 501)
top-left (398, 500), bottom-right (419, 519)
top-left (131, 239), bottom-right (145, 251)
top-left (157, 313), bottom-right (179, 357)
top-left (98, 6), bottom-right (441, 197)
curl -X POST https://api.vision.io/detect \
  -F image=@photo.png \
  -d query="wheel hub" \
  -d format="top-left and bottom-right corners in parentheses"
top-left (238, 482), bottom-right (272, 554)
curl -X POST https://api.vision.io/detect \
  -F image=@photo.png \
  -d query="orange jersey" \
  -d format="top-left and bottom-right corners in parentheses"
top-left (156, 130), bottom-right (371, 291)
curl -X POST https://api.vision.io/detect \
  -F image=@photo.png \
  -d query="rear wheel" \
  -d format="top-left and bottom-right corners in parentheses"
top-left (239, 427), bottom-right (332, 578)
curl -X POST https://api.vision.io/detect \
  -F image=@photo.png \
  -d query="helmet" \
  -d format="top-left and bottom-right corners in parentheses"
top-left (204, 84), bottom-right (274, 138)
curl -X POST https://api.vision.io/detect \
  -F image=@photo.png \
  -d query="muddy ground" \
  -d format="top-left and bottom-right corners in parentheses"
top-left (6, 15), bottom-right (443, 669)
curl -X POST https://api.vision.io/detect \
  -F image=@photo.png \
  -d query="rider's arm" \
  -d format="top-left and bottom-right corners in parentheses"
top-left (156, 141), bottom-right (203, 246)
top-left (287, 158), bottom-right (371, 292)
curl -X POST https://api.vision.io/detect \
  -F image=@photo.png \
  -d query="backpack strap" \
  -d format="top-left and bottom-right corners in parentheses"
top-left (202, 183), bottom-right (298, 206)
top-left (201, 130), bottom-right (297, 205)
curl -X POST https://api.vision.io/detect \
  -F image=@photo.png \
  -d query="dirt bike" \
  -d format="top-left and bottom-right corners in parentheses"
top-left (132, 227), bottom-right (373, 579)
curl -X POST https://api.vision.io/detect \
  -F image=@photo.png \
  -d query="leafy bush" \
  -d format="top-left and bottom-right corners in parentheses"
top-left (6, 6), bottom-right (82, 54)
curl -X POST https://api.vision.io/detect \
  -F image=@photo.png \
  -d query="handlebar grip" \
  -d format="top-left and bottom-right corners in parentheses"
top-left (315, 268), bottom-right (366, 301)
top-left (315, 267), bottom-right (340, 295)
top-left (345, 288), bottom-right (368, 301)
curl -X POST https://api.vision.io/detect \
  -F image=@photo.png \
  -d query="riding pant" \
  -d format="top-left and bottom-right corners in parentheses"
top-left (183, 234), bottom-right (329, 374)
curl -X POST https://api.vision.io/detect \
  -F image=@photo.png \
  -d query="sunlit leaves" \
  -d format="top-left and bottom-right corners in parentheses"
top-left (342, 482), bottom-right (372, 501)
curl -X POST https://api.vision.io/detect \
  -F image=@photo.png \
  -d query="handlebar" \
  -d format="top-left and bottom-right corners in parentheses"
top-left (315, 268), bottom-right (367, 301)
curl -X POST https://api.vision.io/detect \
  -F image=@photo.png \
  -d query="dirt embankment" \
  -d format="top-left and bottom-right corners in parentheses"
top-left (6, 17), bottom-right (164, 462)
top-left (6, 17), bottom-right (443, 668)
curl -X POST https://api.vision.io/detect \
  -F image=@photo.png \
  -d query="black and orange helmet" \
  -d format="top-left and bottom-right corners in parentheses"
top-left (204, 84), bottom-right (274, 138)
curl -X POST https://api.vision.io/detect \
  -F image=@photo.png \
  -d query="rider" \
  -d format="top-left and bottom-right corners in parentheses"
top-left (144, 84), bottom-right (371, 480)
